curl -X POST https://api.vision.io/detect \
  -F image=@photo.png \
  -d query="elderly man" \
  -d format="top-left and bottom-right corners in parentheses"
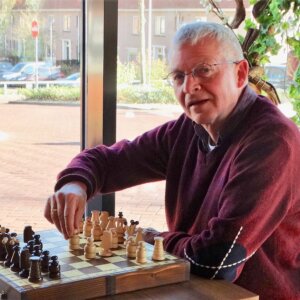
top-left (44, 22), bottom-right (300, 300)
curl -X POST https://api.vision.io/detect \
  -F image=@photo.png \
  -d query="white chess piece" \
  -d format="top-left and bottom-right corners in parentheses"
top-left (99, 230), bottom-right (112, 257)
top-left (136, 241), bottom-right (147, 264)
top-left (69, 231), bottom-right (81, 250)
top-left (152, 236), bottom-right (165, 261)
top-left (84, 237), bottom-right (97, 259)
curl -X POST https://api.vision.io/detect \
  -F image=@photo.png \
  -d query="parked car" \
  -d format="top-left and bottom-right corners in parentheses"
top-left (15, 66), bottom-right (64, 81)
top-left (0, 62), bottom-right (48, 81)
top-left (55, 72), bottom-right (80, 87)
top-left (0, 61), bottom-right (13, 73)
top-left (264, 65), bottom-right (291, 90)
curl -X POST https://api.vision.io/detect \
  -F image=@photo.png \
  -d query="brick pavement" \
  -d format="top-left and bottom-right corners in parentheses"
top-left (0, 98), bottom-right (181, 235)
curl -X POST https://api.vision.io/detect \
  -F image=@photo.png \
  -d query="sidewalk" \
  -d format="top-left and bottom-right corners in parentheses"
top-left (0, 99), bottom-right (180, 235)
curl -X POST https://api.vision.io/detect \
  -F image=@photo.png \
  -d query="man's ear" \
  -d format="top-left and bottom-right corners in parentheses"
top-left (236, 59), bottom-right (249, 88)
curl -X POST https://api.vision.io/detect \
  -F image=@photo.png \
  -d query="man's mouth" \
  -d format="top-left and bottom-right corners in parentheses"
top-left (188, 99), bottom-right (209, 108)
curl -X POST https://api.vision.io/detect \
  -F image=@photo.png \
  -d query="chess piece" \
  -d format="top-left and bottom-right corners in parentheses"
top-left (0, 231), bottom-right (9, 261)
top-left (83, 217), bottom-right (93, 237)
top-left (136, 241), bottom-right (147, 264)
top-left (91, 220), bottom-right (102, 241)
top-left (28, 256), bottom-right (43, 283)
top-left (4, 234), bottom-right (16, 267)
top-left (99, 230), bottom-right (112, 257)
top-left (33, 234), bottom-right (43, 251)
top-left (23, 226), bottom-right (35, 243)
top-left (10, 245), bottom-right (21, 272)
top-left (91, 210), bottom-right (100, 224)
top-left (126, 238), bottom-right (137, 259)
top-left (110, 228), bottom-right (118, 249)
top-left (27, 240), bottom-right (35, 254)
top-left (69, 231), bottom-right (81, 250)
top-left (49, 255), bottom-right (61, 279)
top-left (41, 250), bottom-right (50, 273)
top-left (106, 216), bottom-right (116, 230)
top-left (152, 236), bottom-right (165, 261)
top-left (84, 237), bottom-right (97, 259)
top-left (135, 227), bottom-right (144, 245)
top-left (127, 220), bottom-right (139, 237)
top-left (116, 212), bottom-right (127, 243)
top-left (19, 246), bottom-right (31, 278)
top-left (99, 211), bottom-right (109, 230)
top-left (32, 244), bottom-right (42, 257)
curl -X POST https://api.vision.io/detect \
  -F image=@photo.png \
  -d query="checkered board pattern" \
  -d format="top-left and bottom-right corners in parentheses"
top-left (0, 230), bottom-right (190, 299)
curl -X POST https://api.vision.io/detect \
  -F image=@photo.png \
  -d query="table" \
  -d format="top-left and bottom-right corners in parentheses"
top-left (100, 275), bottom-right (259, 300)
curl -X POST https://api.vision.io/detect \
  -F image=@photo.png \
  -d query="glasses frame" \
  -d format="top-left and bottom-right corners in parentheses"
top-left (165, 61), bottom-right (241, 87)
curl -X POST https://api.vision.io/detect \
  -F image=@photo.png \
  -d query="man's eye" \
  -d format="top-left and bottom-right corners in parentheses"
top-left (194, 65), bottom-right (212, 77)
top-left (173, 73), bottom-right (185, 82)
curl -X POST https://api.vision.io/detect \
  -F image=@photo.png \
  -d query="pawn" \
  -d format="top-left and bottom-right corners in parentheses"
top-left (10, 245), bottom-right (21, 272)
top-left (41, 250), bottom-right (50, 273)
top-left (28, 256), bottom-right (43, 283)
top-left (4, 236), bottom-right (15, 267)
top-left (27, 240), bottom-right (35, 254)
top-left (23, 226), bottom-right (35, 243)
top-left (19, 247), bottom-right (31, 278)
top-left (91, 220), bottom-right (102, 241)
top-left (99, 230), bottom-right (112, 257)
top-left (69, 231), bottom-right (81, 250)
top-left (49, 255), bottom-right (60, 279)
top-left (110, 228), bottom-right (118, 249)
top-left (84, 237), bottom-right (97, 259)
top-left (33, 234), bottom-right (43, 251)
top-left (32, 244), bottom-right (42, 257)
top-left (83, 217), bottom-right (93, 238)
top-left (91, 210), bottom-right (100, 224)
top-left (126, 238), bottom-right (137, 259)
top-left (152, 236), bottom-right (165, 261)
top-left (136, 241), bottom-right (147, 264)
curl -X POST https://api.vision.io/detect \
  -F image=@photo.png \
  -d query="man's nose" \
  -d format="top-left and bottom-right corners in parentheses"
top-left (182, 73), bottom-right (201, 94)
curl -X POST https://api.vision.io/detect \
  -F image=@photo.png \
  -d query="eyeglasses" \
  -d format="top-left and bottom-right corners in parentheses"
top-left (165, 61), bottom-right (240, 87)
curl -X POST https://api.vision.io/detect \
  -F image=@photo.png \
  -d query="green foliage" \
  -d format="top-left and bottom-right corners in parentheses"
top-left (117, 59), bottom-right (177, 104)
top-left (18, 86), bottom-right (80, 101)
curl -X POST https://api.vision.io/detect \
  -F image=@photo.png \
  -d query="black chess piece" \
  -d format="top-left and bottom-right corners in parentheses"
top-left (27, 240), bottom-right (35, 254)
top-left (49, 255), bottom-right (60, 279)
top-left (19, 246), bottom-right (31, 278)
top-left (10, 245), bottom-right (21, 272)
top-left (41, 250), bottom-right (50, 273)
top-left (23, 226), bottom-right (35, 243)
top-left (0, 232), bottom-right (9, 262)
top-left (33, 234), bottom-right (43, 251)
top-left (28, 256), bottom-right (43, 283)
top-left (32, 245), bottom-right (41, 257)
top-left (4, 236), bottom-right (15, 267)
top-left (118, 211), bottom-right (123, 218)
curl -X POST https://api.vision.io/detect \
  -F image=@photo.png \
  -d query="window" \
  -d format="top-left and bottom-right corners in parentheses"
top-left (132, 16), bottom-right (140, 35)
top-left (154, 16), bottom-right (165, 35)
top-left (62, 39), bottom-right (71, 60)
top-left (152, 45), bottom-right (166, 60)
top-left (63, 15), bottom-right (71, 31)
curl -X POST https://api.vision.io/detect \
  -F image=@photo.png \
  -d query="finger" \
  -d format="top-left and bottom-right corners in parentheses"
top-left (73, 197), bottom-right (86, 232)
top-left (44, 196), bottom-right (54, 224)
top-left (50, 194), bottom-right (63, 234)
top-left (56, 192), bottom-right (68, 239)
top-left (64, 195), bottom-right (78, 238)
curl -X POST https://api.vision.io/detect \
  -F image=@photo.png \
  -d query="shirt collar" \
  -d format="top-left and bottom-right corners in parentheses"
top-left (194, 86), bottom-right (257, 153)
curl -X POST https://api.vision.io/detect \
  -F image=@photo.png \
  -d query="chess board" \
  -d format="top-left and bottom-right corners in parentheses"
top-left (0, 230), bottom-right (190, 300)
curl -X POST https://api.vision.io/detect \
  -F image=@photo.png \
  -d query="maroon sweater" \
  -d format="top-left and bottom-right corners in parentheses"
top-left (56, 87), bottom-right (300, 300)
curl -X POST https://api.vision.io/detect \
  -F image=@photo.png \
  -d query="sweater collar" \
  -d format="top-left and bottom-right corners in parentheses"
top-left (194, 86), bottom-right (258, 152)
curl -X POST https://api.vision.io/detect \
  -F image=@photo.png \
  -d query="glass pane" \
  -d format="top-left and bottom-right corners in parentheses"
top-left (0, 0), bottom-right (82, 233)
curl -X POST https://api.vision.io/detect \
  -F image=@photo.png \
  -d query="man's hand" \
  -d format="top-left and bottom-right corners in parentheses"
top-left (142, 227), bottom-right (161, 244)
top-left (44, 182), bottom-right (87, 239)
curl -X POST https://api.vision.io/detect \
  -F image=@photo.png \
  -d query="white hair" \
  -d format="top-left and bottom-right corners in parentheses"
top-left (172, 21), bottom-right (244, 61)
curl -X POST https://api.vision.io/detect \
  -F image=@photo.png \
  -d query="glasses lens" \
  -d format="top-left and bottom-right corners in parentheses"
top-left (169, 72), bottom-right (185, 86)
top-left (193, 64), bottom-right (213, 78)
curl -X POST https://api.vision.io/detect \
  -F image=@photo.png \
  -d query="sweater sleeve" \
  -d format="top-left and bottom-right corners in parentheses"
top-left (54, 117), bottom-right (183, 198)
top-left (160, 122), bottom-right (300, 281)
